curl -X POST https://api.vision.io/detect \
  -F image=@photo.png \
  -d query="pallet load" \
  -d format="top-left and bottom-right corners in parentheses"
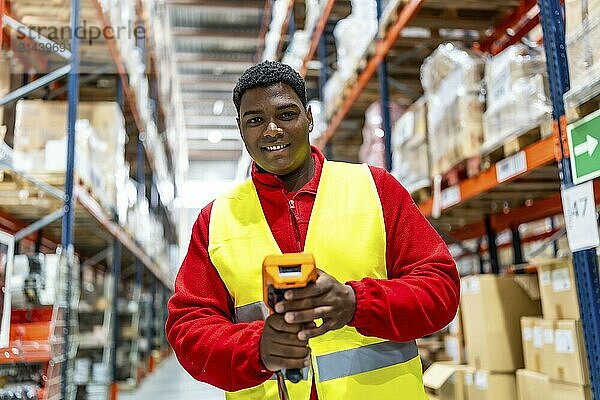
top-left (324, 0), bottom-right (378, 117)
top-left (12, 100), bottom-right (127, 212)
top-left (391, 97), bottom-right (430, 197)
top-left (517, 258), bottom-right (593, 400)
top-left (359, 101), bottom-right (404, 168)
top-left (565, 0), bottom-right (600, 96)
top-left (421, 43), bottom-right (485, 178)
top-left (482, 44), bottom-right (552, 159)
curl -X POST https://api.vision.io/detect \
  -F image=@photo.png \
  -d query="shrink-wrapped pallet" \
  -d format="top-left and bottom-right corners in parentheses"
top-left (391, 97), bottom-right (430, 193)
top-left (565, 0), bottom-right (600, 95)
top-left (421, 44), bottom-right (485, 177)
top-left (482, 44), bottom-right (552, 152)
top-left (13, 100), bottom-right (126, 210)
top-left (359, 101), bottom-right (404, 168)
top-left (333, 0), bottom-right (378, 81)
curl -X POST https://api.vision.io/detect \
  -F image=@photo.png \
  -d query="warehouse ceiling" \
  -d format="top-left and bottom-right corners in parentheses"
top-left (168, 0), bottom-right (265, 163)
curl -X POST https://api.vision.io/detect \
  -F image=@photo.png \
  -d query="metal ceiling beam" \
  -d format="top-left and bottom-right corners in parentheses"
top-left (167, 0), bottom-right (264, 8)
top-left (172, 27), bottom-right (259, 38)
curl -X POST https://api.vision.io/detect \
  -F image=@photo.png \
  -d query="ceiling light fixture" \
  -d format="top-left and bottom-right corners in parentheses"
top-left (213, 100), bottom-right (225, 115)
top-left (208, 130), bottom-right (223, 144)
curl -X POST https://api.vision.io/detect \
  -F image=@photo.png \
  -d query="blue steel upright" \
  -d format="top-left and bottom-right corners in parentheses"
top-left (61, 0), bottom-right (81, 397)
top-left (375, 0), bottom-right (394, 172)
top-left (537, 0), bottom-right (600, 398)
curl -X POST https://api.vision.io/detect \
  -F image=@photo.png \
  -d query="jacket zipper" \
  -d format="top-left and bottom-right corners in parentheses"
top-left (288, 199), bottom-right (302, 252)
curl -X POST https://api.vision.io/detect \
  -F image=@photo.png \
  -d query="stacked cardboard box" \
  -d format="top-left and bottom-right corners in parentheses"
top-left (12, 100), bottom-right (127, 211)
top-left (459, 275), bottom-right (542, 400)
top-left (391, 97), bottom-right (431, 194)
top-left (444, 309), bottom-right (466, 365)
top-left (565, 0), bottom-right (600, 93)
top-left (482, 44), bottom-right (552, 152)
top-left (517, 258), bottom-right (592, 400)
top-left (421, 44), bottom-right (485, 177)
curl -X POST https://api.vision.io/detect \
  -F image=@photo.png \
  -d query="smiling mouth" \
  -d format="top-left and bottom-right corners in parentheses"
top-left (262, 143), bottom-right (291, 152)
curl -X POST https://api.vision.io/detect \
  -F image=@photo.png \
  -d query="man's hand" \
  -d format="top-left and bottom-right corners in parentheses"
top-left (274, 270), bottom-right (356, 341)
top-left (260, 313), bottom-right (313, 372)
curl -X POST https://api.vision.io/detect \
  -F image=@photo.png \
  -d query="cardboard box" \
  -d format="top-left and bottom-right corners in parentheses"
top-left (466, 370), bottom-right (517, 400)
top-left (516, 369), bottom-right (551, 400)
top-left (545, 320), bottom-right (590, 385)
top-left (521, 317), bottom-right (544, 372)
top-left (423, 362), bottom-right (471, 400)
top-left (536, 258), bottom-right (580, 320)
top-left (550, 382), bottom-right (592, 400)
top-left (461, 275), bottom-right (542, 371)
top-left (536, 319), bottom-right (556, 375)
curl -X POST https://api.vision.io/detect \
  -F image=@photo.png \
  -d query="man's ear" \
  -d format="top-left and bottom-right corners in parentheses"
top-left (306, 105), bottom-right (314, 132)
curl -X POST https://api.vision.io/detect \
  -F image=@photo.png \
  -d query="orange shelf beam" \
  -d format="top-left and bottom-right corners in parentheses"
top-left (299, 0), bottom-right (335, 77)
top-left (75, 185), bottom-right (171, 286)
top-left (316, 0), bottom-right (425, 148)
top-left (419, 136), bottom-right (556, 217)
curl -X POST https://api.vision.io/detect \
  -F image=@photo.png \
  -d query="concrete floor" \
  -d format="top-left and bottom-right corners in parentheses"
top-left (119, 356), bottom-right (224, 400)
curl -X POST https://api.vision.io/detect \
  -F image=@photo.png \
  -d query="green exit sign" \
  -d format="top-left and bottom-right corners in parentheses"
top-left (568, 109), bottom-right (600, 184)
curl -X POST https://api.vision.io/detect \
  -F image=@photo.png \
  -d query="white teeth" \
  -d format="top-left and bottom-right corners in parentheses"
top-left (266, 144), bottom-right (287, 151)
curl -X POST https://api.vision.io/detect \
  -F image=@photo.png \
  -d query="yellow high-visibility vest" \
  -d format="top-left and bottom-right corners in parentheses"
top-left (208, 161), bottom-right (426, 400)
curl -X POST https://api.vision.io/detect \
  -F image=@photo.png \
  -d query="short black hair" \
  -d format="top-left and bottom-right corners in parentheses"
top-left (233, 61), bottom-right (307, 115)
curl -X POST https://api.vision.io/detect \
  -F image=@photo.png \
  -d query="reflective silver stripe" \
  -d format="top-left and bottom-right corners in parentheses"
top-left (268, 368), bottom-right (310, 381)
top-left (316, 341), bottom-right (418, 382)
top-left (234, 301), bottom-right (269, 323)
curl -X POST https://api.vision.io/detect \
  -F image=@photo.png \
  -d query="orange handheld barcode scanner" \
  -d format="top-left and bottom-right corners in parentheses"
top-left (263, 253), bottom-right (317, 384)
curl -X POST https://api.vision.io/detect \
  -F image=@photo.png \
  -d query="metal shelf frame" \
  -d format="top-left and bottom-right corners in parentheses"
top-left (0, 0), bottom-right (174, 398)
top-left (536, 0), bottom-right (600, 397)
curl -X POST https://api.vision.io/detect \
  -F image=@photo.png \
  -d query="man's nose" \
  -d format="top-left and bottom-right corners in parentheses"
top-left (264, 122), bottom-right (284, 137)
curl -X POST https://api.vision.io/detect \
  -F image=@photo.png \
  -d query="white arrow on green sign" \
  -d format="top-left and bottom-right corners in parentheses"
top-left (567, 108), bottom-right (600, 184)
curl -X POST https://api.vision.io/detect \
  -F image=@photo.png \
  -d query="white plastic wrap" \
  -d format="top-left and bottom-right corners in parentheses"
top-left (482, 44), bottom-right (551, 151)
top-left (566, 15), bottom-right (600, 97)
top-left (359, 101), bottom-right (404, 168)
top-left (333, 0), bottom-right (378, 81)
top-left (282, 30), bottom-right (311, 72)
top-left (420, 43), bottom-right (485, 177)
top-left (391, 98), bottom-right (430, 193)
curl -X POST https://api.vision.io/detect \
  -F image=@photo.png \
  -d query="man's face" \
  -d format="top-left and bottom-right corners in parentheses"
top-left (238, 82), bottom-right (313, 176)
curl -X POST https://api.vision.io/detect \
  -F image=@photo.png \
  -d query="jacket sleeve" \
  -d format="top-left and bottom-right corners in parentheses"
top-left (346, 167), bottom-right (460, 342)
top-left (166, 203), bottom-right (273, 391)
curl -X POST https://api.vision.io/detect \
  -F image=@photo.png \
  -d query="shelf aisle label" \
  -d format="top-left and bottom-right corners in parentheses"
top-left (567, 110), bottom-right (600, 184)
top-left (441, 186), bottom-right (461, 209)
top-left (496, 151), bottom-right (527, 183)
top-left (561, 181), bottom-right (600, 252)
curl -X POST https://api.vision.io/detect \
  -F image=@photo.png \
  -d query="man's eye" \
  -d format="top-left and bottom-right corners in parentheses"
top-left (247, 117), bottom-right (262, 124)
top-left (280, 112), bottom-right (296, 119)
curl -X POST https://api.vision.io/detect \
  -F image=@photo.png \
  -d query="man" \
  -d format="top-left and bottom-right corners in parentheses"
top-left (167, 61), bottom-right (460, 400)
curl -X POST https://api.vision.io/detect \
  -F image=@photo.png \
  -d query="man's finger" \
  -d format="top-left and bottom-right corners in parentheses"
top-left (267, 342), bottom-right (310, 359)
top-left (270, 332), bottom-right (308, 346)
top-left (284, 306), bottom-right (333, 324)
top-left (298, 320), bottom-right (332, 340)
top-left (267, 315), bottom-right (303, 333)
top-left (275, 296), bottom-right (322, 313)
top-left (285, 273), bottom-right (332, 301)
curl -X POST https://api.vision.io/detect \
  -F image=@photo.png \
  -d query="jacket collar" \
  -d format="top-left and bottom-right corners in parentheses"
top-left (251, 145), bottom-right (325, 195)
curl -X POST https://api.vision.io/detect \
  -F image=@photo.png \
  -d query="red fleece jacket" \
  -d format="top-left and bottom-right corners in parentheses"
top-left (166, 147), bottom-right (459, 398)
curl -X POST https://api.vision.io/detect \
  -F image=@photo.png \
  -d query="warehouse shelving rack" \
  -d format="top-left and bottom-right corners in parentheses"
top-left (294, 0), bottom-right (600, 397)
top-left (0, 0), bottom-right (176, 398)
